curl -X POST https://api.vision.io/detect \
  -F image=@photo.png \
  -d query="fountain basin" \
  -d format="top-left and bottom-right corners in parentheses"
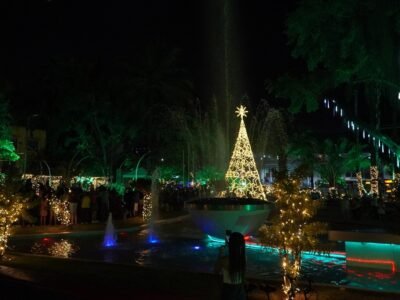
top-left (185, 198), bottom-right (272, 239)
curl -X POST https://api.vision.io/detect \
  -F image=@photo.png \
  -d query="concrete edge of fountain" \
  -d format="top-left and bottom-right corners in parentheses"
top-left (329, 230), bottom-right (400, 244)
top-left (10, 214), bottom-right (191, 238)
top-left (5, 251), bottom-right (400, 296)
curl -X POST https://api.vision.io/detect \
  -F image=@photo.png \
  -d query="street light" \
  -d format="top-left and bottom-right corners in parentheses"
top-left (135, 151), bottom-right (150, 181)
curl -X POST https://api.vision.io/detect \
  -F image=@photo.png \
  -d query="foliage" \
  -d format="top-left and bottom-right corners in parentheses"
top-left (271, 0), bottom-right (400, 113)
top-left (0, 139), bottom-right (19, 162)
top-left (259, 171), bottom-right (327, 299)
top-left (173, 98), bottom-right (230, 172)
top-left (37, 44), bottom-right (194, 178)
top-left (0, 96), bottom-right (11, 140)
top-left (0, 97), bottom-right (19, 162)
top-left (264, 108), bottom-right (289, 173)
top-left (0, 177), bottom-right (25, 257)
top-left (315, 138), bottom-right (370, 187)
top-left (195, 166), bottom-right (224, 184)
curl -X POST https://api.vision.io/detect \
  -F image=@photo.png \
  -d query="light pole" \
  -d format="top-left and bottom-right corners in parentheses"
top-left (117, 157), bottom-right (129, 183)
top-left (135, 151), bottom-right (150, 181)
top-left (23, 114), bottom-right (39, 175)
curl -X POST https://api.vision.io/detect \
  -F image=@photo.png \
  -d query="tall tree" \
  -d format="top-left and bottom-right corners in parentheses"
top-left (315, 138), bottom-right (370, 188)
top-left (264, 109), bottom-right (289, 173)
top-left (0, 96), bottom-right (19, 164)
top-left (270, 0), bottom-right (400, 174)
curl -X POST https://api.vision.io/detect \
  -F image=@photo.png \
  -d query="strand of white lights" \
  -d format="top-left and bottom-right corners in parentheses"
top-left (0, 193), bottom-right (24, 256)
top-left (356, 172), bottom-right (365, 197)
top-left (49, 194), bottom-right (71, 225)
top-left (370, 166), bottom-right (379, 196)
top-left (48, 240), bottom-right (77, 258)
top-left (225, 105), bottom-right (266, 200)
top-left (324, 98), bottom-right (400, 165)
top-left (142, 193), bottom-right (152, 222)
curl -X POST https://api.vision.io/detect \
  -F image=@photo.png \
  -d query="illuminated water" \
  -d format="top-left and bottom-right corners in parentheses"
top-left (103, 213), bottom-right (117, 247)
top-left (8, 218), bottom-right (400, 294)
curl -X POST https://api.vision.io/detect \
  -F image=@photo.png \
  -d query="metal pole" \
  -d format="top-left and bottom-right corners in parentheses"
top-left (135, 152), bottom-right (149, 181)
top-left (41, 160), bottom-right (52, 186)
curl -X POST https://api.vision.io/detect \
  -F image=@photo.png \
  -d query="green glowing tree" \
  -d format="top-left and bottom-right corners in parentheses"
top-left (225, 105), bottom-right (266, 200)
top-left (259, 171), bottom-right (327, 300)
top-left (0, 97), bottom-right (19, 167)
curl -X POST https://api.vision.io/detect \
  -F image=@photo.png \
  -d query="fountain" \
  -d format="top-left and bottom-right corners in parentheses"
top-left (186, 105), bottom-right (271, 238)
top-left (103, 213), bottom-right (117, 247)
top-left (144, 168), bottom-right (160, 244)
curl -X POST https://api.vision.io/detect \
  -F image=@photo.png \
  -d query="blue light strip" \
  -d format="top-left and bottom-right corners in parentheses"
top-left (206, 235), bottom-right (346, 259)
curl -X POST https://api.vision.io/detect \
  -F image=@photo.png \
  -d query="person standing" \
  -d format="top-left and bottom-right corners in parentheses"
top-left (39, 193), bottom-right (48, 226)
top-left (214, 232), bottom-right (246, 300)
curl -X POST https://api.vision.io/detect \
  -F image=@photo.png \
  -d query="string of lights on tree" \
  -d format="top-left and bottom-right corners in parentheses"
top-left (259, 176), bottom-right (326, 299)
top-left (323, 99), bottom-right (400, 168)
top-left (0, 192), bottom-right (24, 256)
top-left (356, 172), bottom-right (366, 197)
top-left (225, 105), bottom-right (266, 200)
top-left (48, 239), bottom-right (77, 258)
top-left (142, 193), bottom-right (152, 222)
top-left (48, 194), bottom-right (71, 225)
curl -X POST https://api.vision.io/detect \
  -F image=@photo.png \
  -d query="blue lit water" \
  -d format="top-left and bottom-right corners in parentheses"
top-left (8, 220), bottom-right (400, 294)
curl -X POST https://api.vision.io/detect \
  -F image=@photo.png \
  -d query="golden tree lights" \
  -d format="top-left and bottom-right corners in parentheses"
top-left (356, 171), bottom-right (365, 197)
top-left (0, 192), bottom-right (24, 257)
top-left (48, 240), bottom-right (77, 258)
top-left (370, 166), bottom-right (379, 195)
top-left (142, 193), bottom-right (152, 222)
top-left (259, 174), bottom-right (326, 300)
top-left (48, 194), bottom-right (71, 225)
top-left (225, 105), bottom-right (266, 200)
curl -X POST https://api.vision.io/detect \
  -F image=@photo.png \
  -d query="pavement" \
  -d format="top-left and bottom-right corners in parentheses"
top-left (2, 212), bottom-right (400, 300)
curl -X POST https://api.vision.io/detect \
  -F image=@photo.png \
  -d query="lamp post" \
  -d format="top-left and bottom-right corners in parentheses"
top-left (23, 114), bottom-right (39, 175)
top-left (135, 151), bottom-right (150, 181)
top-left (117, 157), bottom-right (129, 183)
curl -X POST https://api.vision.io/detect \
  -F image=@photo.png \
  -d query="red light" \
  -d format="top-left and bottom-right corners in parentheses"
top-left (244, 235), bottom-right (251, 241)
top-left (347, 257), bottom-right (396, 273)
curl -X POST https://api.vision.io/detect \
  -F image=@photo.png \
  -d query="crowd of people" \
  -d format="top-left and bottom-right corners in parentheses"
top-left (16, 179), bottom-right (215, 226)
top-left (18, 179), bottom-right (146, 226)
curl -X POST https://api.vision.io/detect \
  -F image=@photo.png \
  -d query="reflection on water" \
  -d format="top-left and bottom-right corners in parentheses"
top-left (8, 225), bottom-right (400, 294)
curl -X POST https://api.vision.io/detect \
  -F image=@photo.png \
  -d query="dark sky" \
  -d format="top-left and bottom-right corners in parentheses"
top-left (0, 0), bottom-right (298, 116)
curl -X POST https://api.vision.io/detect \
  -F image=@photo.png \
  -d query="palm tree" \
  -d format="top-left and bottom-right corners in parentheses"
top-left (289, 132), bottom-right (319, 188)
top-left (315, 138), bottom-right (370, 188)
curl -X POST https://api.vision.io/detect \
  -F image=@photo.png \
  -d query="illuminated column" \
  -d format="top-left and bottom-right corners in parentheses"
top-left (370, 166), bottom-right (379, 195)
top-left (0, 193), bottom-right (23, 256)
top-left (142, 193), bottom-right (152, 222)
top-left (356, 172), bottom-right (365, 197)
top-left (225, 105), bottom-right (266, 200)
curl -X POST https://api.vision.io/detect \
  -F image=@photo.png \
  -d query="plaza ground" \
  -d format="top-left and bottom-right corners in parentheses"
top-left (1, 212), bottom-right (399, 300)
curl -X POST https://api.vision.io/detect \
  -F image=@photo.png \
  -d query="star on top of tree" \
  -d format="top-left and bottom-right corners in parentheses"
top-left (235, 105), bottom-right (248, 119)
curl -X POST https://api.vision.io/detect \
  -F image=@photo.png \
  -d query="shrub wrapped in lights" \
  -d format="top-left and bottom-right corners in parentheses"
top-left (48, 239), bottom-right (78, 258)
top-left (0, 190), bottom-right (24, 257)
top-left (142, 193), bottom-right (152, 222)
top-left (259, 172), bottom-right (327, 300)
top-left (48, 194), bottom-right (71, 225)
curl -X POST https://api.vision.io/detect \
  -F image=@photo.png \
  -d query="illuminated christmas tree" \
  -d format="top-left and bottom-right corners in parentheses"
top-left (259, 173), bottom-right (326, 300)
top-left (225, 105), bottom-right (266, 200)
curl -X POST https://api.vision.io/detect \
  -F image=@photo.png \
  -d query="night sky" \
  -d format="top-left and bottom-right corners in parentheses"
top-left (0, 1), bottom-right (296, 114)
